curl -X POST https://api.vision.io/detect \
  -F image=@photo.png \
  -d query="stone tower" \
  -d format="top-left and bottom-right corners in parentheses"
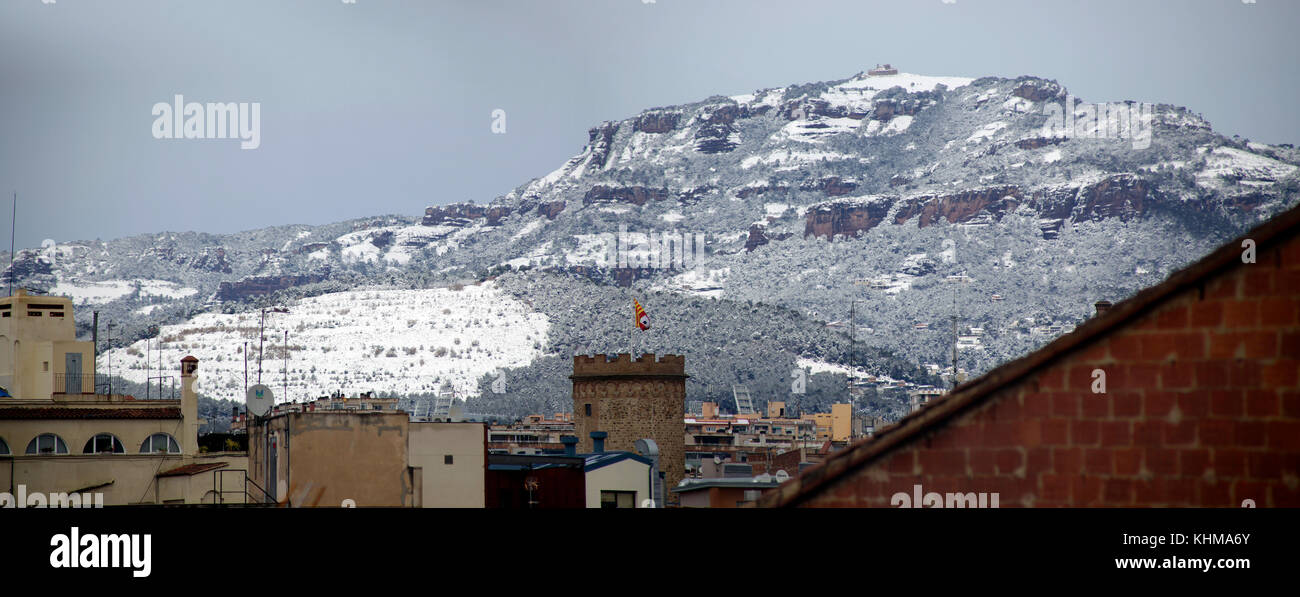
top-left (571, 353), bottom-right (687, 501)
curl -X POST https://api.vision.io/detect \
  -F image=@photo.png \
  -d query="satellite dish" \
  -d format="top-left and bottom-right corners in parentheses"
top-left (246, 384), bottom-right (274, 417)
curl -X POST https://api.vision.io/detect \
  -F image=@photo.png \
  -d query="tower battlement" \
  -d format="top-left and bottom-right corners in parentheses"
top-left (571, 353), bottom-right (688, 378)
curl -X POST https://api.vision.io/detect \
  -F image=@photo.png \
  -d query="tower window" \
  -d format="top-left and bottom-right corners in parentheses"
top-left (584, 404), bottom-right (592, 416)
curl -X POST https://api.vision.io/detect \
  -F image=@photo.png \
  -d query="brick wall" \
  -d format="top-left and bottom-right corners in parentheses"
top-left (798, 229), bottom-right (1300, 507)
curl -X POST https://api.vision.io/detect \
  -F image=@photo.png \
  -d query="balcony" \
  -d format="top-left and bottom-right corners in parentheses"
top-left (53, 373), bottom-right (112, 395)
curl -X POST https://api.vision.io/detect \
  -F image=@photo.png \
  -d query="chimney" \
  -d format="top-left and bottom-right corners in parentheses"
top-left (590, 431), bottom-right (607, 454)
top-left (1095, 300), bottom-right (1113, 316)
top-left (560, 435), bottom-right (579, 457)
top-left (180, 356), bottom-right (199, 455)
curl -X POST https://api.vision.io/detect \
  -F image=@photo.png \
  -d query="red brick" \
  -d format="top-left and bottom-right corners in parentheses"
top-left (984, 421), bottom-right (1019, 447)
top-left (1108, 336), bottom-right (1139, 363)
top-left (1071, 420), bottom-right (1099, 445)
top-left (1053, 447), bottom-right (1082, 474)
top-left (1133, 421), bottom-right (1162, 446)
top-left (1213, 449), bottom-right (1248, 477)
top-left (1027, 448), bottom-right (1052, 473)
top-left (1077, 341), bottom-right (1108, 363)
top-left (1210, 332), bottom-right (1277, 360)
top-left (1199, 420), bottom-right (1234, 446)
top-left (1283, 332), bottom-right (1300, 359)
top-left (1222, 300), bottom-right (1259, 328)
top-left (1180, 449), bottom-right (1210, 476)
top-left (1275, 484), bottom-right (1300, 508)
top-left (1081, 392), bottom-right (1109, 417)
top-left (1147, 449), bottom-right (1178, 475)
top-left (968, 449), bottom-right (994, 475)
top-left (1019, 420), bottom-right (1042, 446)
top-left (1104, 479), bottom-right (1134, 505)
top-left (1068, 365), bottom-right (1097, 392)
top-left (1022, 392), bottom-right (1052, 417)
top-left (1085, 449), bottom-right (1113, 474)
top-left (1246, 390), bottom-right (1279, 417)
top-left (1042, 419), bottom-right (1069, 445)
top-left (1276, 270), bottom-right (1300, 295)
top-left (1114, 448), bottom-right (1142, 476)
top-left (1200, 481), bottom-right (1231, 506)
top-left (1144, 391), bottom-right (1177, 417)
top-left (995, 397), bottom-right (1024, 420)
top-left (1127, 363), bottom-right (1161, 389)
top-left (1112, 391), bottom-right (1141, 417)
top-left (1196, 362), bottom-right (1230, 389)
top-left (1210, 390), bottom-right (1244, 417)
top-left (887, 451), bottom-right (916, 475)
top-left (1164, 478), bottom-right (1198, 506)
top-left (1228, 361), bottom-right (1262, 387)
top-left (1162, 421), bottom-right (1196, 446)
top-left (1266, 421), bottom-right (1300, 450)
top-left (1161, 363), bottom-right (1196, 389)
top-left (1177, 393), bottom-right (1210, 418)
top-left (1204, 276), bottom-right (1239, 300)
top-left (1258, 298), bottom-right (1297, 326)
top-left (1261, 360), bottom-right (1299, 388)
top-left (995, 449), bottom-right (1023, 474)
top-left (1074, 476), bottom-right (1104, 505)
top-left (1139, 333), bottom-right (1181, 361)
top-left (1236, 421), bottom-right (1266, 448)
top-left (1242, 271), bottom-right (1273, 296)
top-left (1284, 391), bottom-right (1300, 418)
top-left (1247, 452), bottom-right (1282, 479)
top-left (918, 450), bottom-right (968, 476)
top-left (1189, 301), bottom-right (1224, 328)
top-left (1282, 238), bottom-right (1300, 269)
top-left (1100, 421), bottom-right (1132, 446)
top-left (1036, 367), bottom-right (1065, 391)
top-left (1041, 474), bottom-right (1071, 502)
top-left (1154, 305), bottom-right (1188, 329)
top-left (1051, 393), bottom-right (1080, 418)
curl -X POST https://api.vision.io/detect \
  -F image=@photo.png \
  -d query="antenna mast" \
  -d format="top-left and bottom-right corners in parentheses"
top-left (8, 192), bottom-right (15, 297)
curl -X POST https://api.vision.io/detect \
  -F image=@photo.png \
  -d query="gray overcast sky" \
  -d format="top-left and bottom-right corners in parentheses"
top-left (2, 0), bottom-right (1297, 252)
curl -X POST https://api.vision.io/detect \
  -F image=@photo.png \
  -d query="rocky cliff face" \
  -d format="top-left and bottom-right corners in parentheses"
top-left (215, 269), bottom-right (331, 302)
top-left (803, 174), bottom-right (1170, 239)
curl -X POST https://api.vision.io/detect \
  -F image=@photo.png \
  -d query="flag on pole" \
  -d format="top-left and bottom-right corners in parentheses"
top-left (633, 298), bottom-right (650, 331)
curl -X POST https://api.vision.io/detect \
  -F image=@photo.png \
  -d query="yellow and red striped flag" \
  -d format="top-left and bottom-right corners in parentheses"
top-left (633, 298), bottom-right (650, 331)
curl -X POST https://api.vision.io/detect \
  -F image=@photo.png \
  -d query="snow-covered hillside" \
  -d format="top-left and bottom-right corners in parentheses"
top-left (102, 284), bottom-right (549, 403)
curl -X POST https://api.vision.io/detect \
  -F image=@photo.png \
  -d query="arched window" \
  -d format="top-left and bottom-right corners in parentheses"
top-left (140, 433), bottom-right (181, 454)
top-left (25, 433), bottom-right (69, 455)
top-left (83, 433), bottom-right (125, 454)
top-left (0, 436), bottom-right (9, 455)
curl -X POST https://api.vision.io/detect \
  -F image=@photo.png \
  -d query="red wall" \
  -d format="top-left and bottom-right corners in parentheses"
top-left (801, 231), bottom-right (1300, 507)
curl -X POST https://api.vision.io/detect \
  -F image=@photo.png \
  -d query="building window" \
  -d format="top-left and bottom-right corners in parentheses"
top-left (600, 491), bottom-right (636, 509)
top-left (83, 433), bottom-right (125, 454)
top-left (25, 433), bottom-right (69, 455)
top-left (0, 436), bottom-right (8, 455)
top-left (43, 362), bottom-right (49, 372)
top-left (444, 455), bottom-right (454, 465)
top-left (584, 404), bottom-right (592, 416)
top-left (140, 433), bottom-right (181, 454)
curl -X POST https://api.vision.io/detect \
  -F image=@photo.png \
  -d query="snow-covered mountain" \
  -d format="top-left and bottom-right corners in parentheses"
top-left (10, 68), bottom-right (1300, 420)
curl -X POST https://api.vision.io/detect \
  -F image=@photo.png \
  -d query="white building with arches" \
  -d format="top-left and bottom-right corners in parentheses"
top-left (0, 290), bottom-right (247, 505)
